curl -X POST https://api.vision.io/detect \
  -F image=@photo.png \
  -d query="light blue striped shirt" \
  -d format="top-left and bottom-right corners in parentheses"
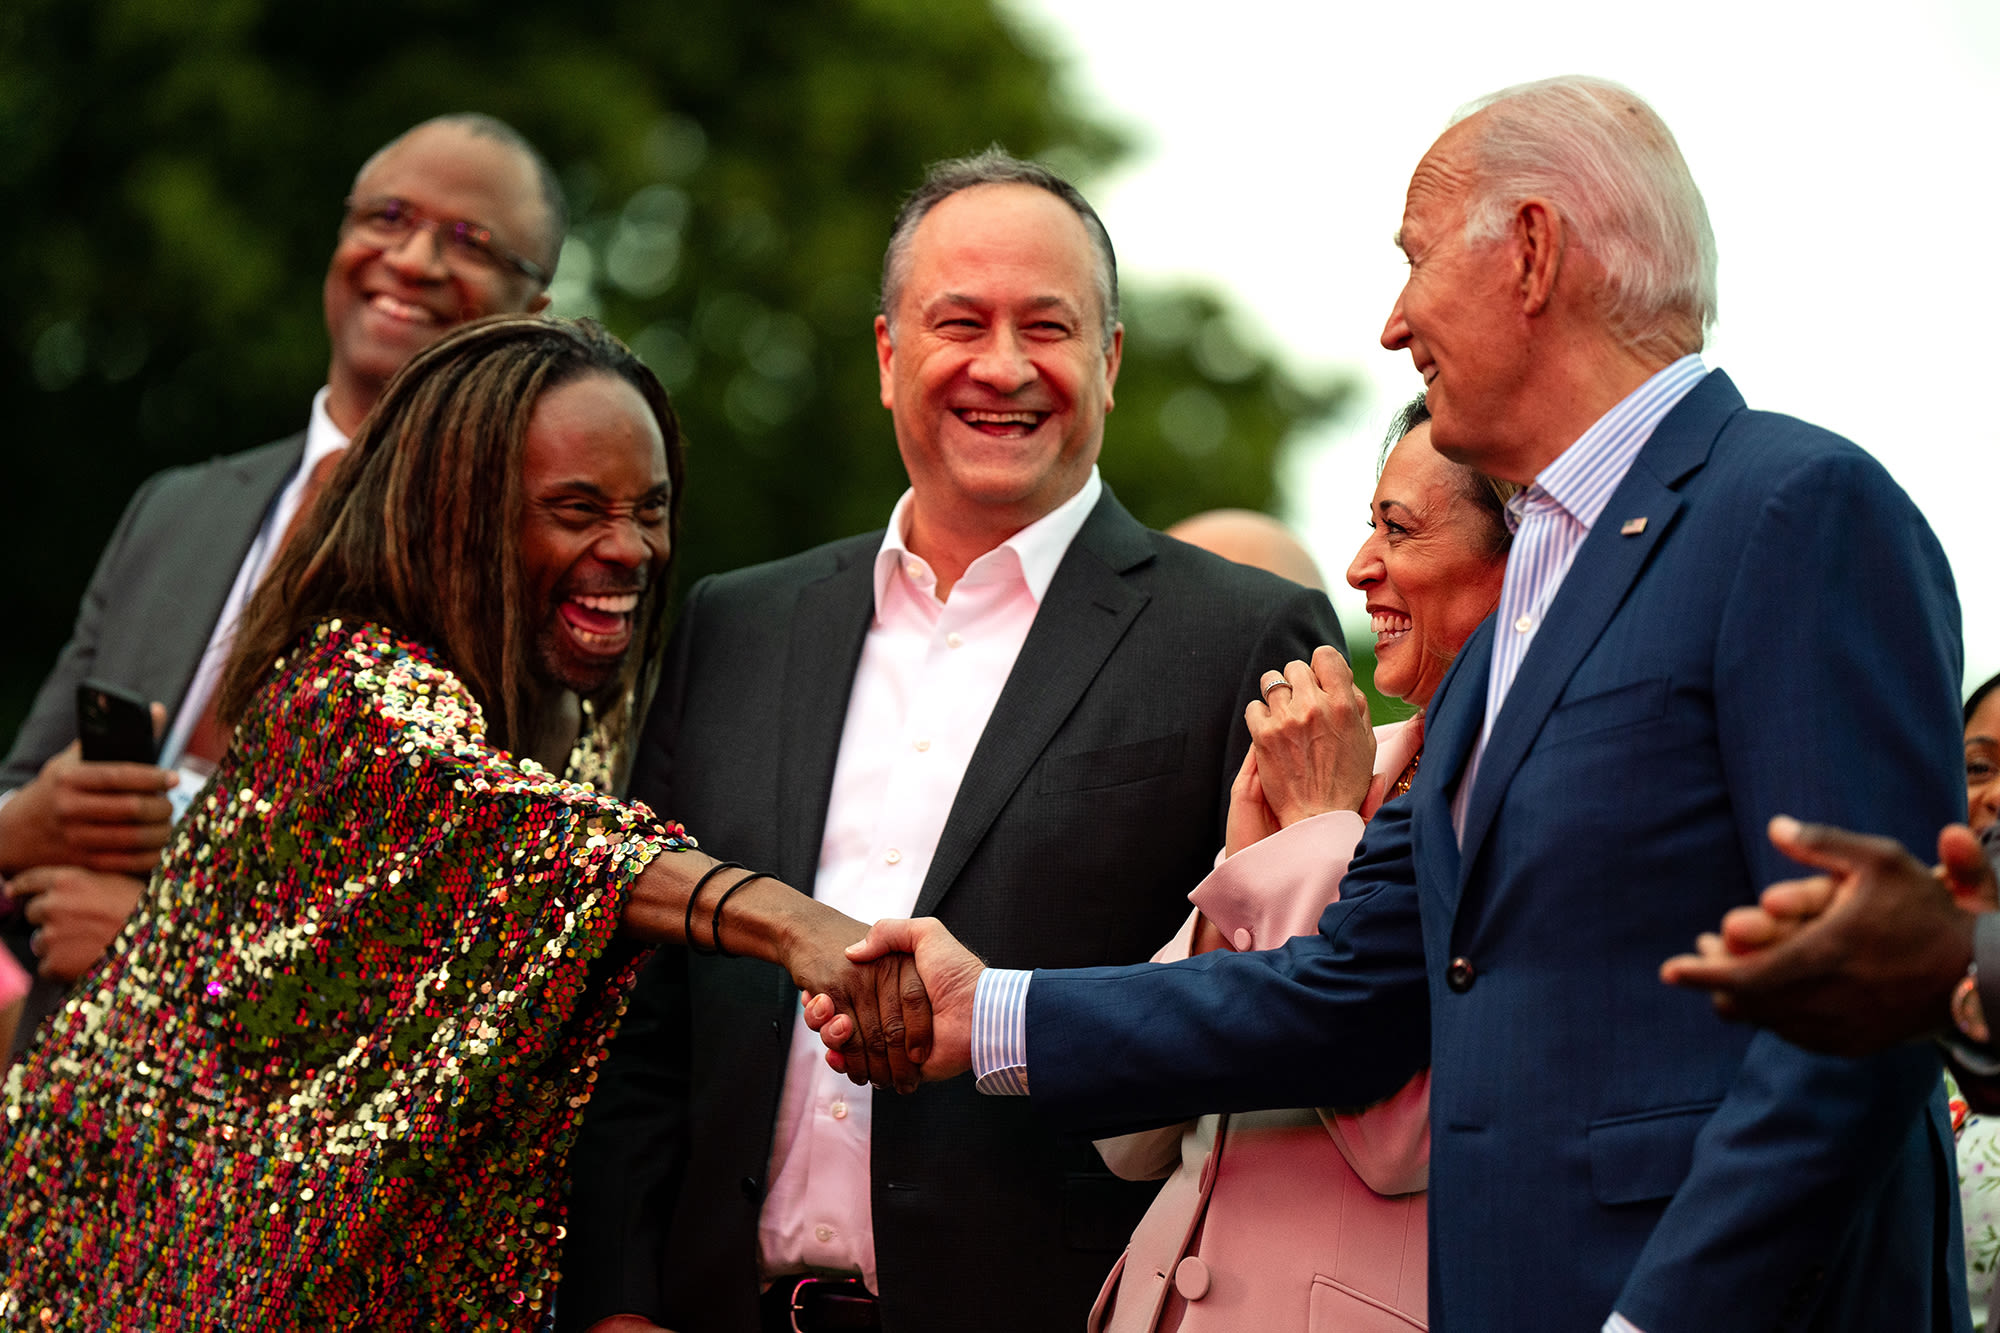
top-left (1450, 354), bottom-right (1709, 839)
top-left (969, 360), bottom-right (1710, 1333)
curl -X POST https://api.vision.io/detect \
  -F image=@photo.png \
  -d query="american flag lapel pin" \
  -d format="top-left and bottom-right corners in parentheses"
top-left (1620, 517), bottom-right (1648, 536)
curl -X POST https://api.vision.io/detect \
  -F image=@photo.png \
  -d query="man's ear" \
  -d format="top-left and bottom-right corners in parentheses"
top-left (1515, 200), bottom-right (1565, 317)
top-left (1102, 323), bottom-right (1124, 413)
top-left (875, 315), bottom-right (897, 411)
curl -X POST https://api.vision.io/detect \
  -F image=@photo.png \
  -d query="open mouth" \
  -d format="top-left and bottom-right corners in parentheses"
top-left (366, 292), bottom-right (441, 325)
top-left (1371, 609), bottom-right (1412, 649)
top-left (954, 408), bottom-right (1047, 437)
top-left (557, 591), bottom-right (641, 655)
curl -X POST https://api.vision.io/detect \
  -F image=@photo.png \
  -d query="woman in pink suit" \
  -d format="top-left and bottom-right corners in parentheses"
top-left (1090, 397), bottom-right (1516, 1333)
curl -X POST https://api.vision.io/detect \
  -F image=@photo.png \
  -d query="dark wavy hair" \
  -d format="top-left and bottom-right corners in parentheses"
top-left (218, 314), bottom-right (685, 759)
top-left (1380, 392), bottom-right (1521, 556)
top-left (1968, 671), bottom-right (2000, 725)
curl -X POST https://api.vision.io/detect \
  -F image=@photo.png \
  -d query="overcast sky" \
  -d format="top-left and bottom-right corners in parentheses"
top-left (1005, 0), bottom-right (2000, 693)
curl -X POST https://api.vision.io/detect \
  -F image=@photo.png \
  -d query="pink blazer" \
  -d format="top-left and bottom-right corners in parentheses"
top-left (1090, 719), bottom-right (1429, 1333)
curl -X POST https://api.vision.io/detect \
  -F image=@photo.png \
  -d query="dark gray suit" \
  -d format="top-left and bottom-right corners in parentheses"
top-left (2, 433), bottom-right (305, 1044)
top-left (561, 488), bottom-right (1344, 1333)
top-left (2, 434), bottom-right (305, 789)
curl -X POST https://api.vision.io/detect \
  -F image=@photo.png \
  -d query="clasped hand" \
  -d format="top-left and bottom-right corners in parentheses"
top-left (1660, 815), bottom-right (1993, 1055)
top-left (1228, 645), bottom-right (1374, 856)
top-left (804, 917), bottom-right (986, 1086)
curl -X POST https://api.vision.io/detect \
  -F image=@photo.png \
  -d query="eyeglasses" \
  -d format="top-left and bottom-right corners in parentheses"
top-left (341, 196), bottom-right (549, 285)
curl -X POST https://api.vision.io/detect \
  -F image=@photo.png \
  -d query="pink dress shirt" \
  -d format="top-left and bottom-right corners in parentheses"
top-left (756, 470), bottom-right (1104, 1291)
top-left (1091, 718), bottom-right (1430, 1333)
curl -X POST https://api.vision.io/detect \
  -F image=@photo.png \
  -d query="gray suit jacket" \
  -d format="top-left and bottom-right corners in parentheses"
top-left (3, 433), bottom-right (305, 789)
top-left (2, 433), bottom-right (303, 1048)
top-left (561, 488), bottom-right (1345, 1333)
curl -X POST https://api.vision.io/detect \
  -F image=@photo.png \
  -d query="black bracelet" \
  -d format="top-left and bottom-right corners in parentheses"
top-left (710, 871), bottom-right (774, 960)
top-left (684, 861), bottom-right (745, 956)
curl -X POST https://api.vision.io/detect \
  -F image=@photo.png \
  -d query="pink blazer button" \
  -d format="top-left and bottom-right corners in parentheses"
top-left (1231, 927), bottom-right (1253, 952)
top-left (1174, 1256), bottom-right (1212, 1300)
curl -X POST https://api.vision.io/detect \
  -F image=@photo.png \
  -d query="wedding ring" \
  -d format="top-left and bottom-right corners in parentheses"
top-left (1259, 672), bottom-right (1292, 699)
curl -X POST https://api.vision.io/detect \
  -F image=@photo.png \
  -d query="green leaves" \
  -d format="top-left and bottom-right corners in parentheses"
top-left (2, 0), bottom-right (1354, 744)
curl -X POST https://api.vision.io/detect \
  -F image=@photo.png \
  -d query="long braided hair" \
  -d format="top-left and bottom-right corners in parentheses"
top-left (219, 314), bottom-right (685, 761)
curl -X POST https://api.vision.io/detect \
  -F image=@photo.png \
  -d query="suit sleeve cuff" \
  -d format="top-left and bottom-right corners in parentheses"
top-left (972, 967), bottom-right (1032, 1095)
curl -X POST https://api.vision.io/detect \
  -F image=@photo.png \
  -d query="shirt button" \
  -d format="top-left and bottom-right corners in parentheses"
top-left (913, 739), bottom-right (931, 752)
top-left (815, 1224), bottom-right (835, 1243)
top-left (831, 1100), bottom-right (849, 1120)
top-left (946, 632), bottom-right (964, 648)
top-left (1513, 615), bottom-right (1533, 633)
top-left (884, 848), bottom-right (902, 865)
top-left (904, 561), bottom-right (923, 579)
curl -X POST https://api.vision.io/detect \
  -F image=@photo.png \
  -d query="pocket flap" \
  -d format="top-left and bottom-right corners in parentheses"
top-left (1586, 1101), bottom-right (1718, 1206)
top-left (1039, 732), bottom-right (1187, 794)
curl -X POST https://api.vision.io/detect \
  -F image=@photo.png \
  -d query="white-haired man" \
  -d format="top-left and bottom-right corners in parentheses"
top-left (836, 78), bottom-right (1969, 1332)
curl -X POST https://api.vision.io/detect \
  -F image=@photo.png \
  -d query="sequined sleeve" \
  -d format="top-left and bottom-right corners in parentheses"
top-left (0, 619), bottom-right (686, 1331)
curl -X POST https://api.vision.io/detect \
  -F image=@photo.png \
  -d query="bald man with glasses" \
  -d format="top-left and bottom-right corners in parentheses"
top-left (0, 112), bottom-right (564, 1051)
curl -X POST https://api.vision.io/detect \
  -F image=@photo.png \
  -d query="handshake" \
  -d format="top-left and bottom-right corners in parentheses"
top-left (792, 917), bottom-right (986, 1093)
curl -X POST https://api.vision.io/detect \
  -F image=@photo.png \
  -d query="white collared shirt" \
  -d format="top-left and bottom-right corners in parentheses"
top-left (756, 468), bottom-right (1103, 1290)
top-left (158, 390), bottom-right (349, 792)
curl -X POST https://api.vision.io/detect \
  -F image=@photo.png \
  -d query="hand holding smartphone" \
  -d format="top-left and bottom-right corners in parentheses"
top-left (76, 680), bottom-right (160, 765)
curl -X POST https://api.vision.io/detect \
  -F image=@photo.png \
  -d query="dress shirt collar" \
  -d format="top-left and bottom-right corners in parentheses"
top-left (872, 466), bottom-right (1103, 617)
top-left (304, 386), bottom-right (352, 472)
top-left (1504, 354), bottom-right (1708, 535)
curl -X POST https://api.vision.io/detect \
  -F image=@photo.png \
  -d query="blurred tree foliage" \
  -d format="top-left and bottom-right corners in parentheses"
top-left (0, 0), bottom-right (1352, 745)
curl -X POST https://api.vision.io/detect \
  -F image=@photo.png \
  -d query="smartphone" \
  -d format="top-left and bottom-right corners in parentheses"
top-left (76, 679), bottom-right (158, 764)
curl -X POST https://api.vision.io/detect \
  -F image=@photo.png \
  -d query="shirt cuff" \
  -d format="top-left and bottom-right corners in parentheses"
top-left (1605, 1313), bottom-right (1646, 1333)
top-left (972, 967), bottom-right (1032, 1096)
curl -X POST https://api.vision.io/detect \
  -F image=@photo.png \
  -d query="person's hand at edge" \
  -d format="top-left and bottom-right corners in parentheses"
top-left (6, 864), bottom-right (146, 981)
top-left (0, 705), bottom-right (178, 877)
top-left (805, 917), bottom-right (982, 1084)
top-left (1659, 815), bottom-right (1979, 1055)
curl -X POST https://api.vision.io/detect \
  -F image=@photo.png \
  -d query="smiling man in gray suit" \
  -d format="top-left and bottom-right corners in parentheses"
top-left (560, 150), bottom-right (1343, 1333)
top-left (0, 113), bottom-right (563, 1029)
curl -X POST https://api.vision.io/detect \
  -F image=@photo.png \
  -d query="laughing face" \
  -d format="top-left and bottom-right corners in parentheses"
top-left (1380, 117), bottom-right (1538, 482)
top-left (875, 182), bottom-right (1122, 557)
top-left (518, 372), bottom-right (672, 699)
top-left (1345, 422), bottom-right (1508, 710)
top-left (322, 122), bottom-right (552, 432)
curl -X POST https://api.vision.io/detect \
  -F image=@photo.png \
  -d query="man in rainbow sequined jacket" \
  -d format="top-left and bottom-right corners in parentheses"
top-left (0, 317), bottom-right (929, 1332)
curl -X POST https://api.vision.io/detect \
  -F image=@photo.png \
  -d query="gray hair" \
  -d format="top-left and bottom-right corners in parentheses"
top-left (1451, 76), bottom-right (1716, 361)
top-left (880, 146), bottom-right (1119, 350)
top-left (355, 112), bottom-right (569, 279)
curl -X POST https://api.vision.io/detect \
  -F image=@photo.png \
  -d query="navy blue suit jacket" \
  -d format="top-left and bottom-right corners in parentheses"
top-left (1028, 373), bottom-right (1970, 1333)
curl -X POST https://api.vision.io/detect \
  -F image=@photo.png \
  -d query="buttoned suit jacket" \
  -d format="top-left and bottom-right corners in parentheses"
top-left (3, 435), bottom-right (304, 1046)
top-left (3, 434), bottom-right (305, 789)
top-left (1024, 374), bottom-right (1972, 1333)
top-left (561, 488), bottom-right (1343, 1333)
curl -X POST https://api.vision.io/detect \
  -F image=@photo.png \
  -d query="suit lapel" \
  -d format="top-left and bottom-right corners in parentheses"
top-left (1455, 372), bottom-right (1744, 882)
top-left (774, 545), bottom-right (877, 889)
top-left (1414, 618), bottom-right (1488, 913)
top-left (913, 494), bottom-right (1154, 917)
top-left (143, 434), bottom-right (307, 711)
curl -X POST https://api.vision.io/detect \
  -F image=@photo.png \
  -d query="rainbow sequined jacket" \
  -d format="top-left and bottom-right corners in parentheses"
top-left (0, 619), bottom-right (684, 1330)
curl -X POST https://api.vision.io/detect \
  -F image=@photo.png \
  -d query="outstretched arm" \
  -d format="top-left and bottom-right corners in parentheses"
top-left (623, 852), bottom-right (933, 1094)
